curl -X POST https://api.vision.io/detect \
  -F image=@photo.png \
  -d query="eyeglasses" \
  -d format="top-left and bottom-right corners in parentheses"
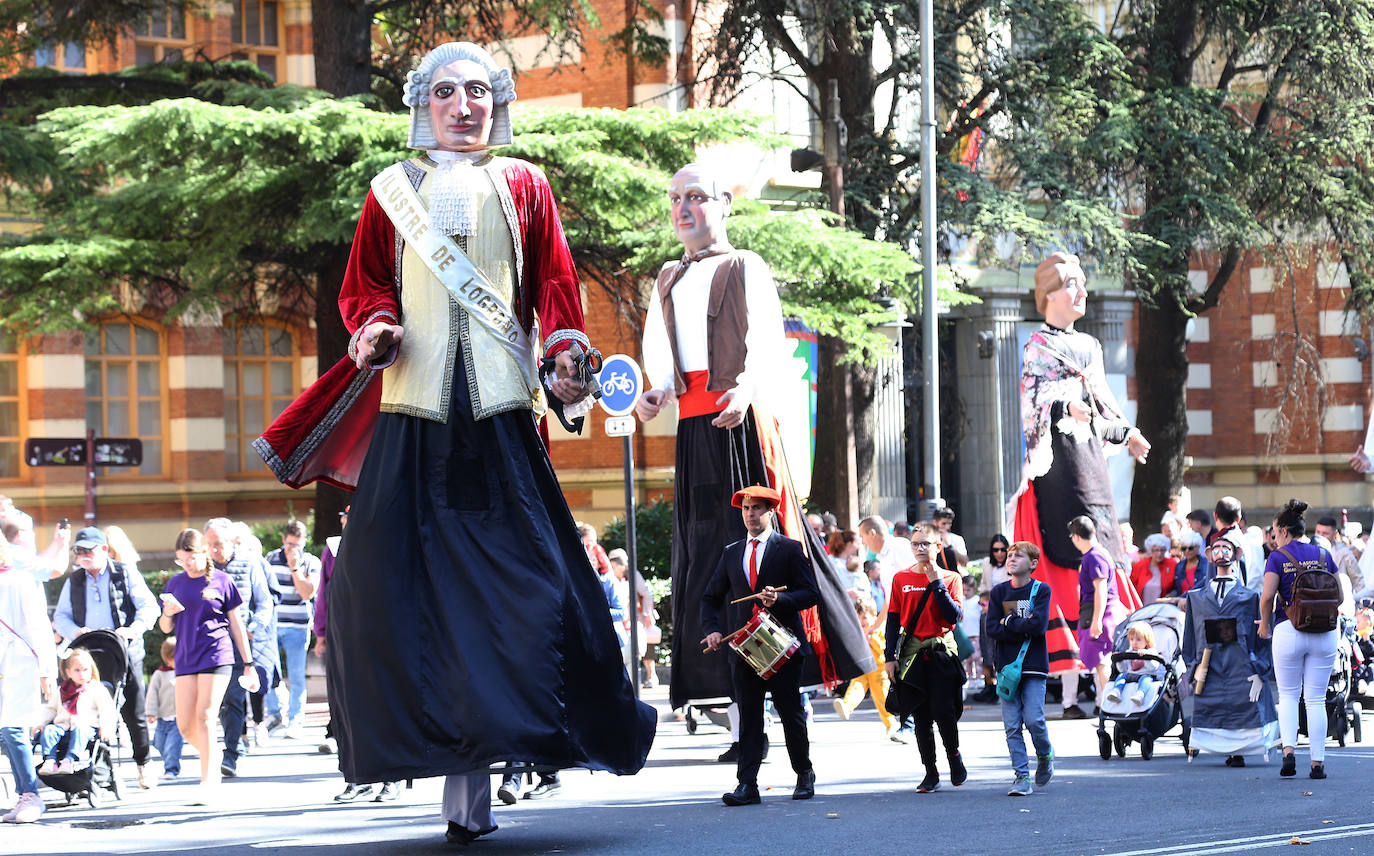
top-left (73, 546), bottom-right (93, 556)
top-left (1182, 546), bottom-right (1199, 552)
top-left (911, 541), bottom-right (933, 550)
top-left (991, 547), bottom-right (1007, 553)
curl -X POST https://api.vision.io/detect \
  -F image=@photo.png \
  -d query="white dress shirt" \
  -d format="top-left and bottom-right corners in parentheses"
top-left (741, 528), bottom-right (775, 587)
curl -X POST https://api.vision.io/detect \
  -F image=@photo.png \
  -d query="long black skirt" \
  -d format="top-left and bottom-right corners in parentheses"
top-left (327, 354), bottom-right (656, 784)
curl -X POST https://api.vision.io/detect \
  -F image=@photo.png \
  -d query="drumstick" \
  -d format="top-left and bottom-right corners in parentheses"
top-left (702, 619), bottom-right (763, 653)
top-left (730, 586), bottom-right (789, 605)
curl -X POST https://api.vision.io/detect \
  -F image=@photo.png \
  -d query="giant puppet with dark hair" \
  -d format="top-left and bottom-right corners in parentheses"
top-left (255, 42), bottom-right (654, 845)
top-left (636, 164), bottom-right (873, 712)
top-left (1010, 253), bottom-right (1149, 711)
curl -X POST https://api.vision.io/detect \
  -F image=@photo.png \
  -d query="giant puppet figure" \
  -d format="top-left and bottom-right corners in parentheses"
top-left (1010, 253), bottom-right (1148, 711)
top-left (636, 164), bottom-right (872, 711)
top-left (255, 42), bottom-right (654, 845)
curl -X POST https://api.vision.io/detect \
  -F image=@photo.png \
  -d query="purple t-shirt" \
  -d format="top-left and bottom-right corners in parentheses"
top-left (163, 570), bottom-right (244, 675)
top-left (1265, 539), bottom-right (1339, 626)
top-left (1078, 545), bottom-right (1119, 611)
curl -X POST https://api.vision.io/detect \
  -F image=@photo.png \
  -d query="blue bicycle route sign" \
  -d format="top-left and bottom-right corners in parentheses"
top-left (596, 353), bottom-right (643, 417)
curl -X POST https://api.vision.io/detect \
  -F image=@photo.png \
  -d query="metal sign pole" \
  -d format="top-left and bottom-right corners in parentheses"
top-left (84, 428), bottom-right (96, 526)
top-left (623, 433), bottom-right (640, 697)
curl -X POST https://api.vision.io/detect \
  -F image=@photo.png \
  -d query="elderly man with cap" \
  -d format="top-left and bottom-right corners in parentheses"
top-left (637, 163), bottom-right (872, 717)
top-left (52, 525), bottom-right (158, 788)
top-left (255, 41), bottom-right (654, 845)
top-left (1008, 252), bottom-right (1148, 719)
top-left (701, 485), bottom-right (819, 805)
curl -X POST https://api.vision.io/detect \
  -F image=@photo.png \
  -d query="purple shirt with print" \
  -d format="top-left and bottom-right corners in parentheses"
top-left (164, 570), bottom-right (244, 675)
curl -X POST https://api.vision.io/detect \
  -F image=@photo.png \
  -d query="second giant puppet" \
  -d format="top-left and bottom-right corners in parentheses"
top-left (637, 164), bottom-right (872, 708)
top-left (255, 42), bottom-right (655, 840)
top-left (1010, 253), bottom-right (1147, 684)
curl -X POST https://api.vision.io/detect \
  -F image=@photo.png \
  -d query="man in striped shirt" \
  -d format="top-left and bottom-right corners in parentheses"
top-left (263, 519), bottom-right (320, 738)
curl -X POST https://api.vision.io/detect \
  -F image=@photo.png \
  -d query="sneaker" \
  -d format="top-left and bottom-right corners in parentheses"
top-left (4, 792), bottom-right (44, 823)
top-left (220, 761), bottom-right (237, 778)
top-left (833, 698), bottom-right (851, 721)
top-left (55, 759), bottom-right (75, 775)
top-left (1008, 775), bottom-right (1034, 796)
top-left (497, 774), bottom-right (523, 804)
top-left (1035, 753), bottom-right (1054, 787)
top-left (263, 713), bottom-right (284, 734)
top-left (1310, 763), bottom-right (1327, 780)
top-left (890, 723), bottom-right (913, 744)
top-left (948, 751), bottom-right (967, 787)
top-left (524, 776), bottom-right (561, 800)
top-left (1105, 687), bottom-right (1123, 704)
top-left (284, 721), bottom-right (306, 740)
top-left (1280, 753), bottom-right (1297, 778)
top-left (916, 769), bottom-right (940, 793)
top-left (1130, 690), bottom-right (1146, 706)
top-left (374, 781), bottom-right (400, 802)
top-left (333, 783), bottom-right (374, 803)
top-left (160, 772), bottom-right (180, 783)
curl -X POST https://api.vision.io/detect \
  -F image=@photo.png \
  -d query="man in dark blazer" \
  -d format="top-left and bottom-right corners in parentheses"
top-left (701, 485), bottom-right (819, 805)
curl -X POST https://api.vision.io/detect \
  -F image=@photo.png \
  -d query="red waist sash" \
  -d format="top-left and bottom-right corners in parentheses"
top-left (678, 370), bottom-right (726, 419)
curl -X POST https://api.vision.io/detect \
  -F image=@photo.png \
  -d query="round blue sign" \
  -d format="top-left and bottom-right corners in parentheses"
top-left (596, 353), bottom-right (643, 417)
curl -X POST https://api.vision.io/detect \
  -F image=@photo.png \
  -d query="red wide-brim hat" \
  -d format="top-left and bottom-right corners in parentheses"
top-left (731, 485), bottom-right (782, 508)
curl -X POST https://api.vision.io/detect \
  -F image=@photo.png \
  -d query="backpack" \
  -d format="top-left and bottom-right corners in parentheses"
top-left (1277, 546), bottom-right (1342, 633)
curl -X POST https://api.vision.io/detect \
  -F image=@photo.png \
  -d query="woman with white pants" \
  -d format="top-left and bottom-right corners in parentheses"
top-left (1259, 499), bottom-right (1339, 780)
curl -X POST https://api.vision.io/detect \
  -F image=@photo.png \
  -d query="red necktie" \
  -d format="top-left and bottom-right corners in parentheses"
top-left (749, 539), bottom-right (760, 589)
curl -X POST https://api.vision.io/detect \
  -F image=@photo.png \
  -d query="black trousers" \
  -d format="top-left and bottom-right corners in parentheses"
top-left (121, 659), bottom-right (150, 765)
top-left (730, 654), bottom-right (810, 786)
top-left (912, 685), bottom-right (961, 769)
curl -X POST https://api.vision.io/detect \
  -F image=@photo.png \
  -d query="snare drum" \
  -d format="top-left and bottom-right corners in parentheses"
top-left (727, 609), bottom-right (801, 679)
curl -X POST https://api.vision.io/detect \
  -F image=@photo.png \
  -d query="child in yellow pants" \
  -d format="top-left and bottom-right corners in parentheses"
top-left (833, 595), bottom-right (895, 736)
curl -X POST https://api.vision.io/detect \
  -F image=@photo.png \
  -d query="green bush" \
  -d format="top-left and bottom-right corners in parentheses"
top-left (601, 499), bottom-right (674, 665)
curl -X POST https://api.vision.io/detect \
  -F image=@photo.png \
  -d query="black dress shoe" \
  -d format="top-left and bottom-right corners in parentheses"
top-left (717, 742), bottom-right (740, 763)
top-left (374, 781), bottom-right (400, 801)
top-left (524, 776), bottom-right (561, 800)
top-left (793, 769), bottom-right (815, 800)
top-left (334, 783), bottom-right (374, 803)
top-left (1225, 755), bottom-right (1246, 768)
top-left (722, 782), bottom-right (761, 806)
top-left (445, 823), bottom-right (499, 846)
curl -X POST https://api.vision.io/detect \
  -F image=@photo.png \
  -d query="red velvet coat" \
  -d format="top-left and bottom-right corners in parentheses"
top-left (255, 158), bottom-right (585, 490)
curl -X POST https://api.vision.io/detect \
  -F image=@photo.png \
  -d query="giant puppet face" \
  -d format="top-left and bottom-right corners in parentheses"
top-left (668, 165), bottom-right (732, 255)
top-left (428, 59), bottom-right (495, 152)
top-left (1034, 252), bottom-right (1088, 327)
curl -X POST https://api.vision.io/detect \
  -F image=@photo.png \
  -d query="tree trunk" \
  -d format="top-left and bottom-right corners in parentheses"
top-left (1129, 300), bottom-right (1189, 541)
top-left (310, 0), bottom-right (372, 97)
top-left (850, 361), bottom-right (877, 514)
top-left (811, 335), bottom-right (858, 525)
top-left (308, 1), bottom-right (372, 540)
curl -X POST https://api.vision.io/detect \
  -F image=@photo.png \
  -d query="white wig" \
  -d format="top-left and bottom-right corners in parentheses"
top-left (403, 41), bottom-right (517, 150)
top-left (1178, 530), bottom-right (1204, 549)
top-left (1143, 533), bottom-right (1172, 553)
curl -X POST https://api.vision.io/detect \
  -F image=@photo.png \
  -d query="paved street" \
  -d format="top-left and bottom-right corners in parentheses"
top-left (5, 688), bottom-right (1373, 855)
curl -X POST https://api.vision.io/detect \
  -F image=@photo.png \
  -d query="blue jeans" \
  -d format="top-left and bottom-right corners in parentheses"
top-left (153, 718), bottom-right (184, 776)
top-left (265, 623), bottom-right (309, 723)
top-left (40, 724), bottom-right (95, 765)
top-left (0, 725), bottom-right (38, 795)
top-left (1000, 675), bottom-right (1053, 777)
top-left (219, 648), bottom-right (248, 767)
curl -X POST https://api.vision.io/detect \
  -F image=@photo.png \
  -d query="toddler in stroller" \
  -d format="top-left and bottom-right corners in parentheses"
top-left (37, 648), bottom-right (115, 775)
top-left (1105, 622), bottom-right (1165, 707)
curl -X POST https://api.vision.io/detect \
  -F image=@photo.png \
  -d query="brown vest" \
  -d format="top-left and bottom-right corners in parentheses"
top-left (654, 251), bottom-right (750, 395)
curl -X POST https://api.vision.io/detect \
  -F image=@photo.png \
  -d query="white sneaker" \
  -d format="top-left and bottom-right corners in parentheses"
top-left (1130, 690), bottom-right (1147, 706)
top-left (254, 722), bottom-right (272, 745)
top-left (37, 758), bottom-right (57, 775)
top-left (4, 792), bottom-right (44, 823)
top-left (284, 719), bottom-right (305, 739)
top-left (833, 698), bottom-right (851, 721)
top-left (160, 772), bottom-right (179, 783)
top-left (1105, 687), bottom-right (1122, 704)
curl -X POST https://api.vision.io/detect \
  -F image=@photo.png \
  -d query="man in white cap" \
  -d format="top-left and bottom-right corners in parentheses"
top-left (255, 41), bottom-right (654, 846)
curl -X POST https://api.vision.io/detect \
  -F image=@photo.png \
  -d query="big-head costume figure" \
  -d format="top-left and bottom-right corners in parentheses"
top-left (637, 164), bottom-right (872, 710)
top-left (256, 42), bottom-right (654, 845)
top-left (1010, 253), bottom-right (1148, 686)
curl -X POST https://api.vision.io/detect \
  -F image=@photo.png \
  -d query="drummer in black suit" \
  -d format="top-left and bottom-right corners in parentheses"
top-left (701, 485), bottom-right (819, 805)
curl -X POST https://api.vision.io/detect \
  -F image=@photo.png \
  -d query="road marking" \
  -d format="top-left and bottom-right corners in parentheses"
top-left (1101, 821), bottom-right (1374, 856)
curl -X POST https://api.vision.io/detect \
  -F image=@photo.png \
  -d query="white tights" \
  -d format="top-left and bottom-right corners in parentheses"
top-left (1272, 621), bottom-right (1338, 762)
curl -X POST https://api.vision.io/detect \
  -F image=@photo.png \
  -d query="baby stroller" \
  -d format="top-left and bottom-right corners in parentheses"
top-left (1298, 618), bottom-right (1362, 746)
top-left (35, 629), bottom-right (127, 808)
top-left (1097, 603), bottom-right (1188, 761)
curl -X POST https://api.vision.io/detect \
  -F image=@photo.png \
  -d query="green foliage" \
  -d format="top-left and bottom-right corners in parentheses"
top-left (599, 498), bottom-right (674, 580)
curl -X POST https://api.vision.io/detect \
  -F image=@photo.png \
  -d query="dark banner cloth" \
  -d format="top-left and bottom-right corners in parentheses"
top-left (327, 353), bottom-right (655, 784)
top-left (1031, 422), bottom-right (1125, 571)
top-left (668, 411), bottom-right (873, 709)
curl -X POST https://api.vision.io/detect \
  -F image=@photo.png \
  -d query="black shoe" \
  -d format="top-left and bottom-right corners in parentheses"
top-left (1061, 706), bottom-right (1088, 720)
top-left (334, 783), bottom-right (374, 803)
top-left (722, 782), bottom-right (761, 806)
top-left (219, 761), bottom-right (238, 778)
top-left (949, 751), bottom-right (967, 787)
top-left (761, 733), bottom-right (770, 760)
top-left (793, 769), bottom-right (815, 800)
top-left (524, 776), bottom-right (561, 800)
top-left (374, 781), bottom-right (400, 802)
top-left (717, 743), bottom-right (740, 763)
top-left (1310, 763), bottom-right (1326, 780)
top-left (1225, 755), bottom-right (1246, 768)
top-left (446, 823), bottom-right (475, 846)
top-left (917, 769), bottom-right (940, 793)
top-left (971, 687), bottom-right (998, 704)
top-left (1280, 754), bottom-right (1297, 777)
top-left (497, 774), bottom-right (522, 805)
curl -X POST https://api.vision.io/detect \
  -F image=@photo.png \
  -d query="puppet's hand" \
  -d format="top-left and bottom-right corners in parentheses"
top-left (1248, 674), bottom-right (1263, 703)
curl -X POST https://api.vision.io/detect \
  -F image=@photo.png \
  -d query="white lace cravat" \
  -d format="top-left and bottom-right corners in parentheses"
top-left (428, 149), bottom-right (485, 237)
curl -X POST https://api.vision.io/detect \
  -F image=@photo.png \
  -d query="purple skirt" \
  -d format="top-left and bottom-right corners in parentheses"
top-left (1076, 603), bottom-right (1124, 670)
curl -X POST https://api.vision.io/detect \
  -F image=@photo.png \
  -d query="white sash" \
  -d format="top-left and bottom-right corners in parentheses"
top-left (370, 162), bottom-right (534, 371)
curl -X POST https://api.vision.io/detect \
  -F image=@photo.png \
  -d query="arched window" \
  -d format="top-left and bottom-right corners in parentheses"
top-left (224, 322), bottom-right (298, 474)
top-left (84, 321), bottom-right (166, 477)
